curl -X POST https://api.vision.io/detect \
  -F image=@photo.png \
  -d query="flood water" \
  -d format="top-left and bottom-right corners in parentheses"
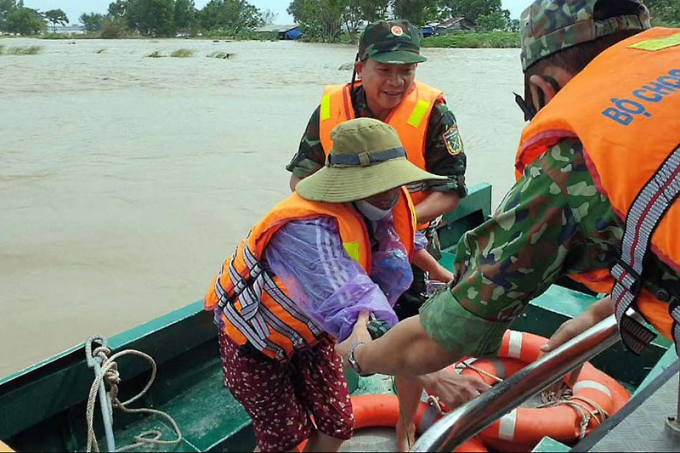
top-left (0, 37), bottom-right (526, 378)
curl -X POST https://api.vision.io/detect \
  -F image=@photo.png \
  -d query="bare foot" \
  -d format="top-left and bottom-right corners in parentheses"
top-left (395, 418), bottom-right (416, 452)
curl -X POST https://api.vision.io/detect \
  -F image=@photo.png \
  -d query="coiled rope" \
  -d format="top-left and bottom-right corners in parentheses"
top-left (455, 360), bottom-right (609, 438)
top-left (85, 339), bottom-right (182, 452)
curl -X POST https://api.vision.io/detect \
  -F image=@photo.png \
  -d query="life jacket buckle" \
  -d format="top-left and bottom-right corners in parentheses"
top-left (611, 258), bottom-right (642, 298)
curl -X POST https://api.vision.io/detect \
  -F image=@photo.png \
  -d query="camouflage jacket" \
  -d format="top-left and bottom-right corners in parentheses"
top-left (420, 138), bottom-right (680, 358)
top-left (285, 85), bottom-right (468, 198)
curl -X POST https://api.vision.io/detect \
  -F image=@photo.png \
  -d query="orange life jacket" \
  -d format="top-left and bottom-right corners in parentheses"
top-left (319, 80), bottom-right (444, 226)
top-left (516, 27), bottom-right (680, 351)
top-left (204, 188), bottom-right (417, 361)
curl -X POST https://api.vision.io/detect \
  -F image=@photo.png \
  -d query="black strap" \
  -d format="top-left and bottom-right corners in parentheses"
top-left (328, 147), bottom-right (406, 167)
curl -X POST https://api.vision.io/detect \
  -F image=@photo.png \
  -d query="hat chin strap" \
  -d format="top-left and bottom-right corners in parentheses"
top-left (349, 52), bottom-right (362, 115)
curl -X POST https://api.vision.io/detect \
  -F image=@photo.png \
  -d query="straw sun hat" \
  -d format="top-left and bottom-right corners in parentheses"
top-left (296, 118), bottom-right (445, 203)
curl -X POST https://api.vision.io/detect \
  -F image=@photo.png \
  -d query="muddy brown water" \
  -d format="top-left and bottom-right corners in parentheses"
top-left (0, 37), bottom-right (525, 378)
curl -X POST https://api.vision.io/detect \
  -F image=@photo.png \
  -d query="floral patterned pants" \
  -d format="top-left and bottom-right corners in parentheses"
top-left (219, 332), bottom-right (354, 452)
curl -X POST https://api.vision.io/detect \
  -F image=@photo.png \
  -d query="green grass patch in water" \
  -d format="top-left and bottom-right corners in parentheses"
top-left (2, 45), bottom-right (43, 55)
top-left (207, 51), bottom-right (234, 59)
top-left (170, 48), bottom-right (195, 57)
top-left (421, 31), bottom-right (519, 49)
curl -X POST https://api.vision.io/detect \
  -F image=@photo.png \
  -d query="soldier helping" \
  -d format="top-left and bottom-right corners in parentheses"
top-left (338, 0), bottom-right (680, 398)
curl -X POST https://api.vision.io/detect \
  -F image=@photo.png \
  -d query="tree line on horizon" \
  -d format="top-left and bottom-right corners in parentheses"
top-left (0, 0), bottom-right (69, 35)
top-left (0, 0), bottom-right (677, 40)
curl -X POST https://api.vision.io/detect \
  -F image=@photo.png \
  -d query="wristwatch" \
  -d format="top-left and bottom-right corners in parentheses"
top-left (347, 341), bottom-right (373, 377)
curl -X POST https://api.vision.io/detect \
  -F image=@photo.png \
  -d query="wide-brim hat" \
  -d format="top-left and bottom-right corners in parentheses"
top-left (296, 118), bottom-right (445, 203)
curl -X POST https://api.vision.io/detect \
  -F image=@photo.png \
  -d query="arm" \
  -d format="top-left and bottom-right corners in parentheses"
top-left (541, 296), bottom-right (613, 352)
top-left (414, 101), bottom-right (467, 223)
top-left (286, 106), bottom-right (325, 192)
top-left (414, 191), bottom-right (460, 225)
top-left (412, 248), bottom-right (453, 283)
top-left (338, 141), bottom-right (586, 375)
top-left (339, 313), bottom-right (459, 377)
top-left (264, 217), bottom-right (398, 341)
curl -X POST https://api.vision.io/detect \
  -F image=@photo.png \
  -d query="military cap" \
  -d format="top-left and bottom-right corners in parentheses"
top-left (520, 0), bottom-right (650, 70)
top-left (358, 19), bottom-right (427, 64)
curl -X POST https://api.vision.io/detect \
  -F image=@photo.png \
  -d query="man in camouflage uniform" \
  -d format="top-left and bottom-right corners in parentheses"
top-left (336, 0), bottom-right (680, 379)
top-left (286, 19), bottom-right (467, 320)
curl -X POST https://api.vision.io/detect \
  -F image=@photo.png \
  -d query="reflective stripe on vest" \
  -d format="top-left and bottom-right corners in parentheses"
top-left (319, 81), bottom-right (444, 210)
top-left (205, 189), bottom-right (416, 361)
top-left (216, 241), bottom-right (317, 362)
top-left (516, 27), bottom-right (680, 353)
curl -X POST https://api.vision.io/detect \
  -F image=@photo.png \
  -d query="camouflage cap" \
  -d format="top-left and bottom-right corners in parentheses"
top-left (520, 0), bottom-right (650, 70)
top-left (358, 20), bottom-right (427, 65)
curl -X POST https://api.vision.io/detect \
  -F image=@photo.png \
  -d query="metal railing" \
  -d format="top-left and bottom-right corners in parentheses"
top-left (412, 314), bottom-right (621, 452)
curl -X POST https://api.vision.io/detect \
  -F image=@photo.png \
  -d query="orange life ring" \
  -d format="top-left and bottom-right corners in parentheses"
top-left (297, 394), bottom-right (487, 452)
top-left (457, 330), bottom-right (630, 452)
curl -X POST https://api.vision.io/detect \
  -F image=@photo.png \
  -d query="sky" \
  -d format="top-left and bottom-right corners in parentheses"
top-left (24, 0), bottom-right (531, 26)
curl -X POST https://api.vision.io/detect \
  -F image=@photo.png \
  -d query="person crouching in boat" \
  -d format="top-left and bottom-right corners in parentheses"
top-left (204, 118), bottom-right (485, 452)
top-left (336, 0), bottom-right (680, 409)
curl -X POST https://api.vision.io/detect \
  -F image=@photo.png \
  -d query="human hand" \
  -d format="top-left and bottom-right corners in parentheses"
top-left (540, 298), bottom-right (613, 353)
top-left (336, 311), bottom-right (373, 369)
top-left (429, 266), bottom-right (454, 284)
top-left (424, 368), bottom-right (491, 410)
top-left (540, 316), bottom-right (592, 353)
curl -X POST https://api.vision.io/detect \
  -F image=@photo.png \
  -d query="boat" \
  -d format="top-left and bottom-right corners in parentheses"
top-left (0, 182), bottom-right (677, 452)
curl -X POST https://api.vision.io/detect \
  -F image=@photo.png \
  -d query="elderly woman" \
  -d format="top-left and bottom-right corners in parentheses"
top-left (204, 118), bottom-right (484, 452)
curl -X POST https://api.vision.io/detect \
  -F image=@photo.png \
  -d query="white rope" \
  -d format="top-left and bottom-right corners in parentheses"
top-left (455, 361), bottom-right (609, 439)
top-left (85, 346), bottom-right (183, 452)
top-left (537, 386), bottom-right (609, 439)
top-left (454, 361), bottom-right (504, 384)
top-left (426, 394), bottom-right (444, 414)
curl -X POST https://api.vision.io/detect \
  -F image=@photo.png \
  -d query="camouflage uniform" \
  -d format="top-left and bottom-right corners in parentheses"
top-left (420, 0), bottom-right (669, 357)
top-left (287, 20), bottom-right (468, 320)
top-left (421, 140), bottom-right (680, 357)
top-left (286, 89), bottom-right (467, 196)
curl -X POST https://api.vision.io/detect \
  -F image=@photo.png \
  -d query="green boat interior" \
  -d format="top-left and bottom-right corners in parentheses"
top-left (1, 183), bottom-right (678, 453)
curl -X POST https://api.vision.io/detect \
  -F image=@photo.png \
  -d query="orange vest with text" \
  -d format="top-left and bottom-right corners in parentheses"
top-left (319, 81), bottom-right (444, 221)
top-left (204, 188), bottom-right (417, 361)
top-left (516, 28), bottom-right (680, 339)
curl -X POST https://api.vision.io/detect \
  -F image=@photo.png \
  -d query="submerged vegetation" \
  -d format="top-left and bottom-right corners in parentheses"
top-left (422, 31), bottom-right (519, 49)
top-left (144, 48), bottom-right (211, 58)
top-left (170, 48), bottom-right (194, 57)
top-left (207, 51), bottom-right (234, 59)
top-left (0, 45), bottom-right (43, 55)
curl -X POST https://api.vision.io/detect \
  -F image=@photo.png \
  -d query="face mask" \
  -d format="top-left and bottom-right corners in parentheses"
top-left (354, 197), bottom-right (398, 221)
